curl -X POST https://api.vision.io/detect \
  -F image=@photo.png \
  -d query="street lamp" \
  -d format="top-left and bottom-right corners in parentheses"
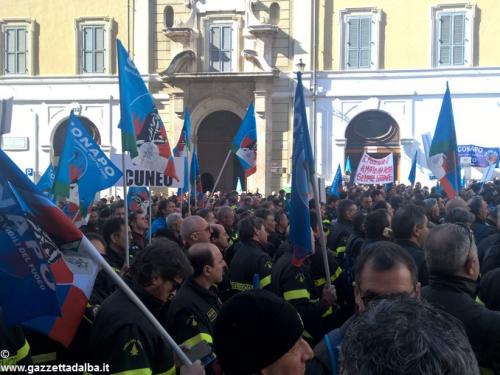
top-left (296, 58), bottom-right (305, 73)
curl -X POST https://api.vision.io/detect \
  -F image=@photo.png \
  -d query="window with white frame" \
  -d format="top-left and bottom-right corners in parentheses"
top-left (340, 8), bottom-right (382, 70)
top-left (432, 4), bottom-right (476, 67)
top-left (0, 19), bottom-right (34, 75)
top-left (76, 18), bottom-right (113, 74)
top-left (209, 24), bottom-right (232, 72)
top-left (201, 17), bottom-right (240, 73)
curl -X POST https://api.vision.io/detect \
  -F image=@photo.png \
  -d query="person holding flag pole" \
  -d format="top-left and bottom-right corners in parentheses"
top-left (117, 39), bottom-right (177, 266)
top-left (117, 40), bottom-right (137, 268)
top-left (0, 148), bottom-right (197, 370)
top-left (290, 70), bottom-right (332, 288)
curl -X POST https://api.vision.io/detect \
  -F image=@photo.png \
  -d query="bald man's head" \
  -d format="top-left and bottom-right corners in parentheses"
top-left (180, 215), bottom-right (211, 244)
top-left (188, 242), bottom-right (225, 283)
top-left (445, 197), bottom-right (469, 215)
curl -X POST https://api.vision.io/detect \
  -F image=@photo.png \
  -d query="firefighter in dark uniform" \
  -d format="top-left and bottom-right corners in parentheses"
top-left (271, 237), bottom-right (337, 346)
top-left (89, 241), bottom-right (202, 375)
top-left (90, 218), bottom-right (131, 305)
top-left (309, 214), bottom-right (355, 325)
top-left (167, 243), bottom-right (224, 351)
top-left (0, 309), bottom-right (31, 367)
top-left (229, 216), bottom-right (273, 292)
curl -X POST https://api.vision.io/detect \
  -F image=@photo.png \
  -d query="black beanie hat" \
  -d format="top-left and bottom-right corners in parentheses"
top-left (214, 289), bottom-right (304, 375)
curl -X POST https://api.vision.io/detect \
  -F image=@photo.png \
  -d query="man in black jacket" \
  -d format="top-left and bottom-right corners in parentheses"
top-left (89, 240), bottom-right (203, 375)
top-left (167, 243), bottom-right (225, 350)
top-left (392, 204), bottom-right (430, 285)
top-left (423, 223), bottom-right (500, 373)
top-left (90, 217), bottom-right (130, 305)
top-left (229, 216), bottom-right (272, 292)
top-left (327, 199), bottom-right (357, 255)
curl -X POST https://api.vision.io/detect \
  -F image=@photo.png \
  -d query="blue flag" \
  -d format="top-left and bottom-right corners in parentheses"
top-left (174, 108), bottom-right (192, 192)
top-left (408, 151), bottom-right (418, 186)
top-left (0, 175), bottom-right (60, 324)
top-left (231, 102), bottom-right (257, 177)
top-left (190, 149), bottom-right (202, 199)
top-left (0, 149), bottom-right (99, 347)
top-left (37, 164), bottom-right (56, 196)
top-left (117, 39), bottom-right (177, 179)
top-left (345, 156), bottom-right (352, 174)
top-left (328, 164), bottom-right (342, 198)
top-left (290, 72), bottom-right (315, 266)
top-left (429, 83), bottom-right (461, 198)
top-left (54, 112), bottom-right (123, 214)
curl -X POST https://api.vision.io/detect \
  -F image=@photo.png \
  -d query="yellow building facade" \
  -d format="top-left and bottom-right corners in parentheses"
top-left (1, 1), bottom-right (499, 192)
top-left (318, 0), bottom-right (500, 71)
top-left (313, 0), bottom-right (500, 184)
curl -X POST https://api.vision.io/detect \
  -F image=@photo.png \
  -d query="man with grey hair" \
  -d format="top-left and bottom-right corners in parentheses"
top-left (154, 212), bottom-right (183, 247)
top-left (340, 296), bottom-right (479, 375)
top-left (216, 206), bottom-right (237, 248)
top-left (181, 215), bottom-right (212, 248)
top-left (422, 223), bottom-right (500, 373)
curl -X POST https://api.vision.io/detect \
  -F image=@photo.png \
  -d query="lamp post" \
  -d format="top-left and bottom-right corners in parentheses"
top-left (296, 58), bottom-right (306, 73)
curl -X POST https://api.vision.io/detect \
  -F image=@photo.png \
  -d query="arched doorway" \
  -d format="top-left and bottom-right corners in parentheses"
top-left (345, 110), bottom-right (400, 181)
top-left (52, 116), bottom-right (101, 161)
top-left (197, 111), bottom-right (245, 193)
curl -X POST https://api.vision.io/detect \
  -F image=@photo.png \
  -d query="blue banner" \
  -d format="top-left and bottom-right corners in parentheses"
top-left (290, 72), bottom-right (315, 266)
top-left (457, 145), bottom-right (499, 167)
top-left (0, 176), bottom-right (60, 324)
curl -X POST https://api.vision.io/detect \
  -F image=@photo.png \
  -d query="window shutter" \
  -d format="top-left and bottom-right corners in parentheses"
top-left (221, 26), bottom-right (231, 72)
top-left (346, 17), bottom-right (359, 68)
top-left (209, 26), bottom-right (221, 72)
top-left (359, 17), bottom-right (371, 68)
top-left (17, 29), bottom-right (26, 73)
top-left (438, 14), bottom-right (452, 65)
top-left (5, 29), bottom-right (15, 73)
top-left (452, 14), bottom-right (465, 65)
top-left (95, 27), bottom-right (105, 73)
top-left (346, 16), bottom-right (371, 69)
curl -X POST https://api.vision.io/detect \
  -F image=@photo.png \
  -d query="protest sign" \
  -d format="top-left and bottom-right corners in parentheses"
top-left (458, 145), bottom-right (499, 167)
top-left (112, 154), bottom-right (184, 188)
top-left (354, 152), bottom-right (394, 185)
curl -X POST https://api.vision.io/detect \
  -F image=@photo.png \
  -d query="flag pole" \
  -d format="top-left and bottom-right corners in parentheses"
top-left (121, 152), bottom-right (130, 268)
top-left (210, 149), bottom-right (232, 199)
top-left (148, 187), bottom-right (152, 244)
top-left (81, 236), bottom-right (192, 366)
top-left (311, 162), bottom-right (331, 287)
top-left (187, 147), bottom-right (191, 216)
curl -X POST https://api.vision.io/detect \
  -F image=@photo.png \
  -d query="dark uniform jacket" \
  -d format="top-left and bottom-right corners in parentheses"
top-left (89, 282), bottom-right (175, 375)
top-left (272, 250), bottom-right (332, 345)
top-left (90, 247), bottom-right (126, 305)
top-left (327, 221), bottom-right (353, 254)
top-left (0, 309), bottom-right (31, 366)
top-left (167, 277), bottom-right (222, 350)
top-left (471, 220), bottom-right (497, 245)
top-left (423, 274), bottom-right (500, 372)
top-left (395, 239), bottom-right (429, 286)
top-left (228, 240), bottom-right (272, 292)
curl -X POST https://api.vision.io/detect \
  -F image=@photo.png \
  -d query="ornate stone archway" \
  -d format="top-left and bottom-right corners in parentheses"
top-left (345, 110), bottom-right (401, 181)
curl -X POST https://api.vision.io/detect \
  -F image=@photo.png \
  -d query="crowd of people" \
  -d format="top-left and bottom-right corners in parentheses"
top-left (2, 178), bottom-right (500, 374)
